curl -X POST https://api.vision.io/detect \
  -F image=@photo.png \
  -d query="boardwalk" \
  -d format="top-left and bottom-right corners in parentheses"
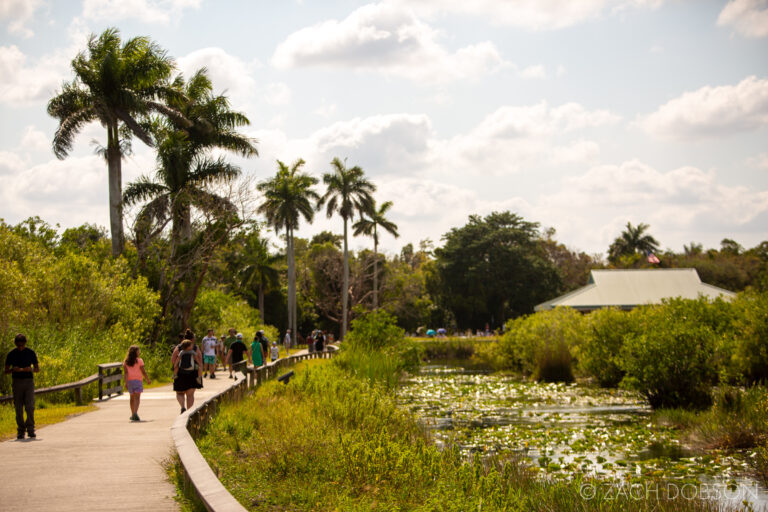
top-left (0, 372), bottom-right (236, 511)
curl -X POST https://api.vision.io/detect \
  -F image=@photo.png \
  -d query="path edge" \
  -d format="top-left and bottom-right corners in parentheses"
top-left (171, 348), bottom-right (337, 511)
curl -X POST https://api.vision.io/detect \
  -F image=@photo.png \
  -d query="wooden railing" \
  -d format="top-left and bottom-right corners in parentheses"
top-left (0, 362), bottom-right (124, 405)
top-left (172, 347), bottom-right (337, 511)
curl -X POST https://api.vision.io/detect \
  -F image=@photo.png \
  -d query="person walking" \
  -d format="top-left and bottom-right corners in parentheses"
top-left (172, 330), bottom-right (203, 414)
top-left (4, 334), bottom-right (40, 439)
top-left (270, 341), bottom-right (280, 362)
top-left (251, 333), bottom-right (265, 367)
top-left (123, 345), bottom-right (151, 421)
top-left (224, 328), bottom-right (238, 378)
top-left (284, 328), bottom-right (292, 355)
top-left (201, 329), bottom-right (218, 379)
top-left (225, 333), bottom-right (249, 379)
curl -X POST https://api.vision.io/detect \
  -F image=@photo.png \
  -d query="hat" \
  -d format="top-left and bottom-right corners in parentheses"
top-left (257, 330), bottom-right (263, 335)
top-left (236, 333), bottom-right (243, 339)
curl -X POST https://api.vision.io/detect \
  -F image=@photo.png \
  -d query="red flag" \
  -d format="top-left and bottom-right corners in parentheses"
top-left (647, 252), bottom-right (660, 264)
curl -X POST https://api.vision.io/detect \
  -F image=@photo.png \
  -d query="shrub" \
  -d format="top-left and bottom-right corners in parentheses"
top-left (620, 301), bottom-right (719, 409)
top-left (580, 308), bottom-right (638, 387)
top-left (724, 291), bottom-right (768, 384)
top-left (190, 288), bottom-right (277, 341)
top-left (497, 307), bottom-right (586, 382)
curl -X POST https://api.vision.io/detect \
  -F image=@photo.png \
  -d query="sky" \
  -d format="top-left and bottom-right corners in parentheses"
top-left (0, 0), bottom-right (767, 258)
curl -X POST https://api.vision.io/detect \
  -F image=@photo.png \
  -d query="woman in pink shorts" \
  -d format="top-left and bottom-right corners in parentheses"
top-left (123, 345), bottom-right (151, 421)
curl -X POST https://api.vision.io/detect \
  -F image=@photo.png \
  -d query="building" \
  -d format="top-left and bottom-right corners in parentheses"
top-left (534, 268), bottom-right (736, 313)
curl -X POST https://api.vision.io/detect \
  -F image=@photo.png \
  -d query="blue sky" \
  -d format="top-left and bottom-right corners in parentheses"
top-left (1, 0), bottom-right (766, 257)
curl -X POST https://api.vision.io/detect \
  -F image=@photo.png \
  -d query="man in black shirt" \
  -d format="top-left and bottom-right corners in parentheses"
top-left (4, 333), bottom-right (40, 439)
top-left (225, 333), bottom-right (250, 379)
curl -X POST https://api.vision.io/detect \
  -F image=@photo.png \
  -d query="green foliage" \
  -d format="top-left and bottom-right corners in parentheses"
top-left (619, 300), bottom-right (720, 409)
top-left (190, 288), bottom-right (277, 341)
top-left (0, 224), bottom-right (163, 396)
top-left (338, 310), bottom-right (420, 388)
top-left (725, 290), bottom-right (768, 384)
top-left (496, 307), bottom-right (586, 382)
top-left (580, 307), bottom-right (638, 387)
top-left (696, 386), bottom-right (768, 450)
top-left (432, 211), bottom-right (561, 329)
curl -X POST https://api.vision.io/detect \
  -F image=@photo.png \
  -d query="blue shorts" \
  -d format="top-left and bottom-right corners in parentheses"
top-left (126, 379), bottom-right (143, 394)
top-left (203, 355), bottom-right (216, 365)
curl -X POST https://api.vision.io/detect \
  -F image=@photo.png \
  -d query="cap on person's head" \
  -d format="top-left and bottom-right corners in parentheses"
top-left (207, 328), bottom-right (214, 333)
top-left (14, 333), bottom-right (26, 346)
top-left (257, 330), bottom-right (263, 335)
top-left (272, 341), bottom-right (277, 345)
top-left (236, 333), bottom-right (243, 339)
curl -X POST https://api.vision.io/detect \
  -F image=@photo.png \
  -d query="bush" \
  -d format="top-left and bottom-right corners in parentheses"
top-left (497, 308), bottom-right (586, 382)
top-left (620, 300), bottom-right (719, 409)
top-left (580, 308), bottom-right (639, 387)
top-left (190, 288), bottom-right (278, 341)
top-left (724, 291), bottom-right (768, 384)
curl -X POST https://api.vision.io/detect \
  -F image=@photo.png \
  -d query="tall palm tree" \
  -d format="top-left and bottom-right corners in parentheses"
top-left (608, 222), bottom-right (660, 263)
top-left (47, 27), bottom-right (180, 256)
top-left (257, 159), bottom-right (319, 345)
top-left (123, 69), bottom-right (256, 334)
top-left (353, 200), bottom-right (398, 309)
top-left (123, 69), bottom-right (256, 255)
top-left (319, 158), bottom-right (376, 339)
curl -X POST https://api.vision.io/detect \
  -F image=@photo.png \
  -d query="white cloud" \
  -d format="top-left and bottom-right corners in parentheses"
top-left (263, 82), bottom-right (292, 106)
top-left (397, 0), bottom-right (664, 31)
top-left (0, 44), bottom-right (71, 106)
top-left (177, 47), bottom-right (260, 108)
top-left (641, 76), bottom-right (768, 139)
top-left (748, 153), bottom-right (768, 169)
top-left (520, 64), bottom-right (547, 79)
top-left (717, 0), bottom-right (768, 38)
top-left (271, 2), bottom-right (505, 83)
top-left (20, 126), bottom-right (50, 154)
top-left (82, 0), bottom-right (201, 24)
top-left (0, 0), bottom-right (43, 37)
top-left (313, 100), bottom-right (338, 118)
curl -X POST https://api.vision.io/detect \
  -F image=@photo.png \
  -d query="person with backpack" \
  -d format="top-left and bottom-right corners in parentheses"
top-left (172, 329), bottom-right (202, 414)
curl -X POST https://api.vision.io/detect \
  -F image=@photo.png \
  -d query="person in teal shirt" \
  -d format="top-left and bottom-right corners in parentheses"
top-left (251, 333), bottom-right (265, 367)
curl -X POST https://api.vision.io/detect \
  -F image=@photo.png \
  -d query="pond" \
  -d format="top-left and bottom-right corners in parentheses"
top-left (398, 361), bottom-right (768, 509)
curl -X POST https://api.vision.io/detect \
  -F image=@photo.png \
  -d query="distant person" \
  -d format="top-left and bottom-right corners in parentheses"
top-left (314, 331), bottom-right (325, 353)
top-left (173, 330), bottom-right (203, 414)
top-left (4, 333), bottom-right (39, 440)
top-left (306, 331), bottom-right (315, 353)
top-left (201, 329), bottom-right (219, 379)
top-left (123, 345), bottom-right (151, 422)
top-left (270, 341), bottom-right (280, 362)
top-left (224, 328), bottom-right (238, 378)
top-left (284, 328), bottom-right (292, 353)
top-left (226, 333), bottom-right (249, 379)
top-left (218, 335), bottom-right (227, 367)
top-left (251, 333), bottom-right (265, 367)
top-left (258, 330), bottom-right (270, 361)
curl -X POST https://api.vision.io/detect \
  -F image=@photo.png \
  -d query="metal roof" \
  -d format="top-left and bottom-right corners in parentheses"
top-left (534, 268), bottom-right (736, 312)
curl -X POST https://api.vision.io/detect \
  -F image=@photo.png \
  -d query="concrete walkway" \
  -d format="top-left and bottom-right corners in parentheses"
top-left (0, 370), bottom-right (237, 511)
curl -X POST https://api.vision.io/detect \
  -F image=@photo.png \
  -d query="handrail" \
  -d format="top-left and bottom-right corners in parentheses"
top-left (172, 347), bottom-right (337, 511)
top-left (1, 361), bottom-right (125, 405)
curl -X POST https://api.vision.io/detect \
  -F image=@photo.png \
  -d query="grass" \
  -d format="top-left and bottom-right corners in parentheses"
top-left (191, 359), bottom-right (718, 511)
top-left (0, 399), bottom-right (96, 439)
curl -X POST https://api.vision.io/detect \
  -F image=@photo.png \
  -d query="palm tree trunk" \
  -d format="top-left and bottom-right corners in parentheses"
top-left (373, 237), bottom-right (378, 310)
top-left (107, 121), bottom-right (125, 257)
top-left (287, 227), bottom-right (296, 346)
top-left (258, 279), bottom-right (265, 325)
top-left (342, 217), bottom-right (349, 339)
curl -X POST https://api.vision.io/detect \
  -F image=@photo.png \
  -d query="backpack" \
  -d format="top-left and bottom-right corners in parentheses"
top-left (179, 349), bottom-right (198, 375)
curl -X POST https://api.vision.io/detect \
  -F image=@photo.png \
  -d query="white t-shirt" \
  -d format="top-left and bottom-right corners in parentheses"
top-left (202, 336), bottom-right (218, 357)
top-left (270, 345), bottom-right (279, 359)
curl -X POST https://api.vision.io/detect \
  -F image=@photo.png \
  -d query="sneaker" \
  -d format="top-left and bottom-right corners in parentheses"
top-left (27, 432), bottom-right (35, 438)
top-left (204, 372), bottom-right (208, 378)
top-left (229, 374), bottom-right (233, 379)
top-left (133, 415), bottom-right (140, 422)
top-left (16, 433), bottom-right (24, 440)
top-left (210, 374), bottom-right (216, 379)
top-left (180, 407), bottom-right (186, 414)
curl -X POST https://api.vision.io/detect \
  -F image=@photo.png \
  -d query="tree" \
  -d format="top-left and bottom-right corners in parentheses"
top-left (123, 69), bottom-right (256, 336)
top-left (257, 159), bottom-right (319, 346)
top-left (608, 222), bottom-right (660, 264)
top-left (234, 229), bottom-right (281, 324)
top-left (48, 28), bottom-right (179, 256)
top-left (432, 211), bottom-right (561, 329)
top-left (319, 157), bottom-right (376, 338)
top-left (353, 200), bottom-right (399, 309)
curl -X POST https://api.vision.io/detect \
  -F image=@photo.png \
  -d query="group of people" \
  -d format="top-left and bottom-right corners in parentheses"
top-left (122, 327), bottom-right (283, 420)
top-left (4, 325), bottom-right (310, 437)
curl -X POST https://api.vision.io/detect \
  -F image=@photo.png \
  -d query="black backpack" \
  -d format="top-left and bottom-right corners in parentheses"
top-left (178, 349), bottom-right (198, 375)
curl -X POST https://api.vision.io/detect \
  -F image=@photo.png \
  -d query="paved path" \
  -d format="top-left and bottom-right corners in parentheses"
top-left (0, 370), bottom-right (237, 511)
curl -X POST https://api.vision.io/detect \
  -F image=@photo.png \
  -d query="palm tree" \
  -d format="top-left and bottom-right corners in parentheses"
top-left (319, 158), bottom-right (376, 338)
top-left (123, 69), bottom-right (256, 334)
top-left (48, 28), bottom-right (180, 256)
top-left (238, 234), bottom-right (282, 324)
top-left (353, 200), bottom-right (398, 309)
top-left (608, 222), bottom-right (660, 263)
top-left (257, 159), bottom-right (319, 346)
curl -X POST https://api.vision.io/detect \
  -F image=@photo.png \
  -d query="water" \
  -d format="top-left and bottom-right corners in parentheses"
top-left (399, 362), bottom-right (768, 509)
